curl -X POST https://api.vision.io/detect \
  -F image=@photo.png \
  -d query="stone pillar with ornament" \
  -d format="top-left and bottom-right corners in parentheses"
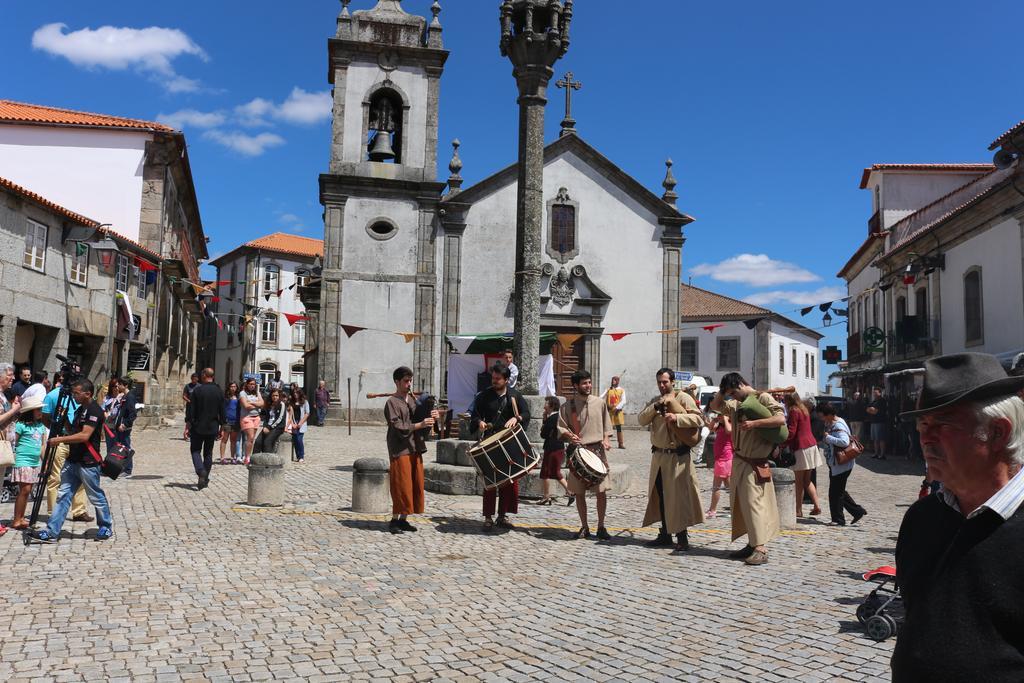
top-left (500, 0), bottom-right (574, 440)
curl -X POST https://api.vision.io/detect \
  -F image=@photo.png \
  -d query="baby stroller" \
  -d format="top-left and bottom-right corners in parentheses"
top-left (857, 565), bottom-right (902, 641)
top-left (1, 466), bottom-right (15, 504)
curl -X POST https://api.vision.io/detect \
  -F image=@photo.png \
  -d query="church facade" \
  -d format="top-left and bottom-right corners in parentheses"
top-left (317, 1), bottom-right (695, 415)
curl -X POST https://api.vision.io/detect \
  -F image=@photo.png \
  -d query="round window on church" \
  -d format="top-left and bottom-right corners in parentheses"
top-left (366, 218), bottom-right (398, 241)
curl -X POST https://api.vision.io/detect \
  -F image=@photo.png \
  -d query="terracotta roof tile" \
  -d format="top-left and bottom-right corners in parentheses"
top-left (0, 99), bottom-right (173, 133)
top-left (858, 163), bottom-right (993, 189)
top-left (680, 284), bottom-right (770, 320)
top-left (0, 175), bottom-right (99, 227)
top-left (990, 119), bottom-right (1024, 150)
top-left (881, 166), bottom-right (1013, 257)
top-left (245, 232), bottom-right (324, 259)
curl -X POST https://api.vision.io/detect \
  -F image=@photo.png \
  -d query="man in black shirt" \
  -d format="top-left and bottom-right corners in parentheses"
top-left (182, 373), bottom-right (199, 439)
top-left (11, 366), bottom-right (32, 397)
top-left (186, 367), bottom-right (225, 490)
top-left (470, 362), bottom-right (530, 531)
top-left (31, 378), bottom-right (113, 543)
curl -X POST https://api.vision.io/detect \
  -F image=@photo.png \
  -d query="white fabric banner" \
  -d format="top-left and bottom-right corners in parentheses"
top-left (447, 354), bottom-right (556, 414)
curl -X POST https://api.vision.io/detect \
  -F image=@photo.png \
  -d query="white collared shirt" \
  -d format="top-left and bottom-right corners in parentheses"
top-left (938, 465), bottom-right (1024, 521)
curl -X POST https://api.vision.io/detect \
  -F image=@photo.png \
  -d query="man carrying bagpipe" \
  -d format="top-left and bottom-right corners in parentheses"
top-left (709, 372), bottom-right (788, 566)
top-left (638, 368), bottom-right (706, 551)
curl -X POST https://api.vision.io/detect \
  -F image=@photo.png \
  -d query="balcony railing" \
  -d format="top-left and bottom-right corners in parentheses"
top-left (868, 210), bottom-right (882, 237)
top-left (889, 316), bottom-right (940, 361)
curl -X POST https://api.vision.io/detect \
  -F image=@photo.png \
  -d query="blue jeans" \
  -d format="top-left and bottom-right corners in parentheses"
top-left (47, 462), bottom-right (112, 536)
top-left (293, 431), bottom-right (305, 460)
top-left (316, 405), bottom-right (327, 426)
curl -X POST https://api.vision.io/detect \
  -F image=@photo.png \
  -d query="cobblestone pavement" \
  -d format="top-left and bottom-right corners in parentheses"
top-left (0, 425), bottom-right (921, 682)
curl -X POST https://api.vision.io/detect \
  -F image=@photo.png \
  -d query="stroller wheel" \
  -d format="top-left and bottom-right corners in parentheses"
top-left (866, 614), bottom-right (894, 641)
top-left (856, 601), bottom-right (876, 625)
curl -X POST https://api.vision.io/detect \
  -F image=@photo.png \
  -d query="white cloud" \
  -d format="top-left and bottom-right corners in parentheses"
top-left (157, 109), bottom-right (226, 130)
top-left (236, 88), bottom-right (331, 127)
top-left (690, 254), bottom-right (821, 287)
top-left (31, 22), bottom-right (207, 92)
top-left (203, 130), bottom-right (285, 157)
top-left (276, 212), bottom-right (305, 232)
top-left (743, 286), bottom-right (848, 308)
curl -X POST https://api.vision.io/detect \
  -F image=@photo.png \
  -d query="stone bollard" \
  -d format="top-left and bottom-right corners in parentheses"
top-left (352, 457), bottom-right (391, 513)
top-left (771, 466), bottom-right (798, 529)
top-left (247, 453), bottom-right (285, 507)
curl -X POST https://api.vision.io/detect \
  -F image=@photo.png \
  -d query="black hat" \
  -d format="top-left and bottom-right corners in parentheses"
top-left (901, 352), bottom-right (1024, 419)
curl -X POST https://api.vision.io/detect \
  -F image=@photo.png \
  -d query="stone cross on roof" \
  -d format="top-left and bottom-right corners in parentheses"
top-left (556, 72), bottom-right (582, 137)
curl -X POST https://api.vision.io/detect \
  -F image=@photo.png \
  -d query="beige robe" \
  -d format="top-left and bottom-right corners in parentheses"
top-left (722, 394), bottom-right (782, 545)
top-left (638, 391), bottom-right (706, 533)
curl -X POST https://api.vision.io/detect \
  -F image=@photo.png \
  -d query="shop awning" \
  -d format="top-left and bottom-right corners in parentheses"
top-left (446, 332), bottom-right (558, 355)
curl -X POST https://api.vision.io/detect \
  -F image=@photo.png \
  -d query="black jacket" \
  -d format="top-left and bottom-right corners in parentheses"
top-left (470, 387), bottom-right (530, 438)
top-left (186, 382), bottom-right (226, 436)
top-left (117, 391), bottom-right (138, 431)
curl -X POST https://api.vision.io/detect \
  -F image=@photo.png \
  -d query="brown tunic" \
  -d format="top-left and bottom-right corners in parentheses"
top-left (720, 393), bottom-right (782, 545)
top-left (385, 394), bottom-right (426, 458)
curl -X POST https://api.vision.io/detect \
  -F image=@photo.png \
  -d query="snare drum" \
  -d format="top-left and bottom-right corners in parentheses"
top-left (567, 445), bottom-right (609, 487)
top-left (469, 423), bottom-right (540, 491)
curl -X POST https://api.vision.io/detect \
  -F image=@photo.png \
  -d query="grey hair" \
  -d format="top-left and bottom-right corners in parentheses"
top-left (972, 394), bottom-right (1024, 466)
top-left (0, 362), bottom-right (13, 375)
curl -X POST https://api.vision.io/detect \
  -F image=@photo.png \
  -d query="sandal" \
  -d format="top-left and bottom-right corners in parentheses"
top-left (810, 507), bottom-right (822, 516)
top-left (11, 520), bottom-right (29, 530)
top-left (573, 526), bottom-right (591, 539)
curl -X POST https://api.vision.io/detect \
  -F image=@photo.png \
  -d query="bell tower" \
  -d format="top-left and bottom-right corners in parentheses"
top-left (319, 0), bottom-right (449, 403)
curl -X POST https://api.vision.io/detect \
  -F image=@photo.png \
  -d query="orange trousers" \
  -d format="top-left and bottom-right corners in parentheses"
top-left (389, 453), bottom-right (425, 515)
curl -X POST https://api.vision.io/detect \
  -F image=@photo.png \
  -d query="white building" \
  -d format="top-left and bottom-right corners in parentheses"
top-left (0, 100), bottom-right (209, 424)
top-left (314, 1), bottom-right (694, 417)
top-left (679, 284), bottom-right (824, 399)
top-left (837, 120), bottom-right (1024, 401)
top-left (211, 233), bottom-right (323, 389)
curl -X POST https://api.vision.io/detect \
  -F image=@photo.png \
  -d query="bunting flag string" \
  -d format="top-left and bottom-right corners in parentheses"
top-left (556, 333), bottom-right (582, 351)
top-left (702, 324), bottom-right (725, 333)
top-left (283, 313), bottom-right (309, 326)
top-left (400, 333), bottom-right (419, 344)
top-left (609, 333), bottom-right (630, 341)
top-left (743, 317), bottom-right (766, 330)
top-left (800, 306), bottom-right (814, 316)
top-left (342, 325), bottom-right (366, 338)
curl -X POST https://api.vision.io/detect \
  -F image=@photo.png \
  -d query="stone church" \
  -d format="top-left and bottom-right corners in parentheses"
top-left (315, 0), bottom-right (694, 413)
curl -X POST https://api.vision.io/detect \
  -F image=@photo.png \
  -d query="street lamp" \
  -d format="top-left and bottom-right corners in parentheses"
top-left (823, 310), bottom-right (833, 327)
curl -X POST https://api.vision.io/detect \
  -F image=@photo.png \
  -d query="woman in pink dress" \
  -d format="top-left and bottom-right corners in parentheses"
top-left (705, 409), bottom-right (733, 518)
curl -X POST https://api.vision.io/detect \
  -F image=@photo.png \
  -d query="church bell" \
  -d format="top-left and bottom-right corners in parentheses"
top-left (368, 131), bottom-right (396, 162)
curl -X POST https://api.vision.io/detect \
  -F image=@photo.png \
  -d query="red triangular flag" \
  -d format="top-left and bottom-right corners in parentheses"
top-left (609, 333), bottom-right (630, 341)
top-left (135, 257), bottom-right (159, 272)
top-left (702, 324), bottom-right (725, 332)
top-left (283, 313), bottom-right (309, 326)
top-left (341, 325), bottom-right (365, 338)
top-left (216, 280), bottom-right (232, 286)
top-left (276, 289), bottom-right (283, 297)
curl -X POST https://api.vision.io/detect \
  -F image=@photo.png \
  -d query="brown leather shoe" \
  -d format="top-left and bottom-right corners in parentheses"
top-left (72, 514), bottom-right (95, 523)
top-left (744, 549), bottom-right (769, 566)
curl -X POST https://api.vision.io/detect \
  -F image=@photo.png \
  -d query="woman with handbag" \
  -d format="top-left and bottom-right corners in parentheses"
top-left (783, 392), bottom-right (824, 518)
top-left (819, 402), bottom-right (867, 526)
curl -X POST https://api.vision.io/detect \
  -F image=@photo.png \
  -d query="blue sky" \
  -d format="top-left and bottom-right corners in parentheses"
top-left (4, 0), bottom-right (1023, 389)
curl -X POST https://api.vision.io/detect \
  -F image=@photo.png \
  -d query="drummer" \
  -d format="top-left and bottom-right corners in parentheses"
top-left (558, 370), bottom-right (614, 540)
top-left (470, 361), bottom-right (531, 531)
top-left (637, 368), bottom-right (706, 551)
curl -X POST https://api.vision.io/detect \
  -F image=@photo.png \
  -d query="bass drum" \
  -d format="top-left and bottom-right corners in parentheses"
top-left (468, 423), bottom-right (540, 491)
top-left (567, 445), bottom-right (608, 487)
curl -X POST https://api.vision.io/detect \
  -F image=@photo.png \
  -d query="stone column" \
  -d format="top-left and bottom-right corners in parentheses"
top-left (0, 315), bottom-right (16, 363)
top-left (510, 65), bottom-right (554, 396)
top-left (319, 195), bottom-right (348, 396)
top-left (439, 204), bottom-right (468, 402)
top-left (660, 224), bottom-right (685, 369)
top-left (413, 198), bottom-right (439, 395)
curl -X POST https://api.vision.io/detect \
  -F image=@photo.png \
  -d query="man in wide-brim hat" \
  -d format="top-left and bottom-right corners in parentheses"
top-left (891, 353), bottom-right (1024, 681)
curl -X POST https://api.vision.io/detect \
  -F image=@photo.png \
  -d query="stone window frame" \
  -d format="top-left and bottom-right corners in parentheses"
top-left (964, 266), bottom-right (984, 347)
top-left (545, 187), bottom-right (580, 264)
top-left (792, 347), bottom-right (798, 377)
top-left (778, 343), bottom-right (785, 374)
top-left (716, 336), bottom-right (741, 372)
top-left (679, 336), bottom-right (698, 370)
top-left (260, 314), bottom-right (278, 345)
top-left (294, 268), bottom-right (311, 299)
top-left (290, 363), bottom-right (305, 384)
top-left (258, 361), bottom-right (278, 389)
top-left (263, 263), bottom-right (281, 297)
top-left (362, 82), bottom-right (411, 165)
top-left (23, 218), bottom-right (47, 272)
top-left (365, 216), bottom-right (399, 242)
top-left (69, 243), bottom-right (88, 287)
top-left (292, 321), bottom-right (307, 349)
